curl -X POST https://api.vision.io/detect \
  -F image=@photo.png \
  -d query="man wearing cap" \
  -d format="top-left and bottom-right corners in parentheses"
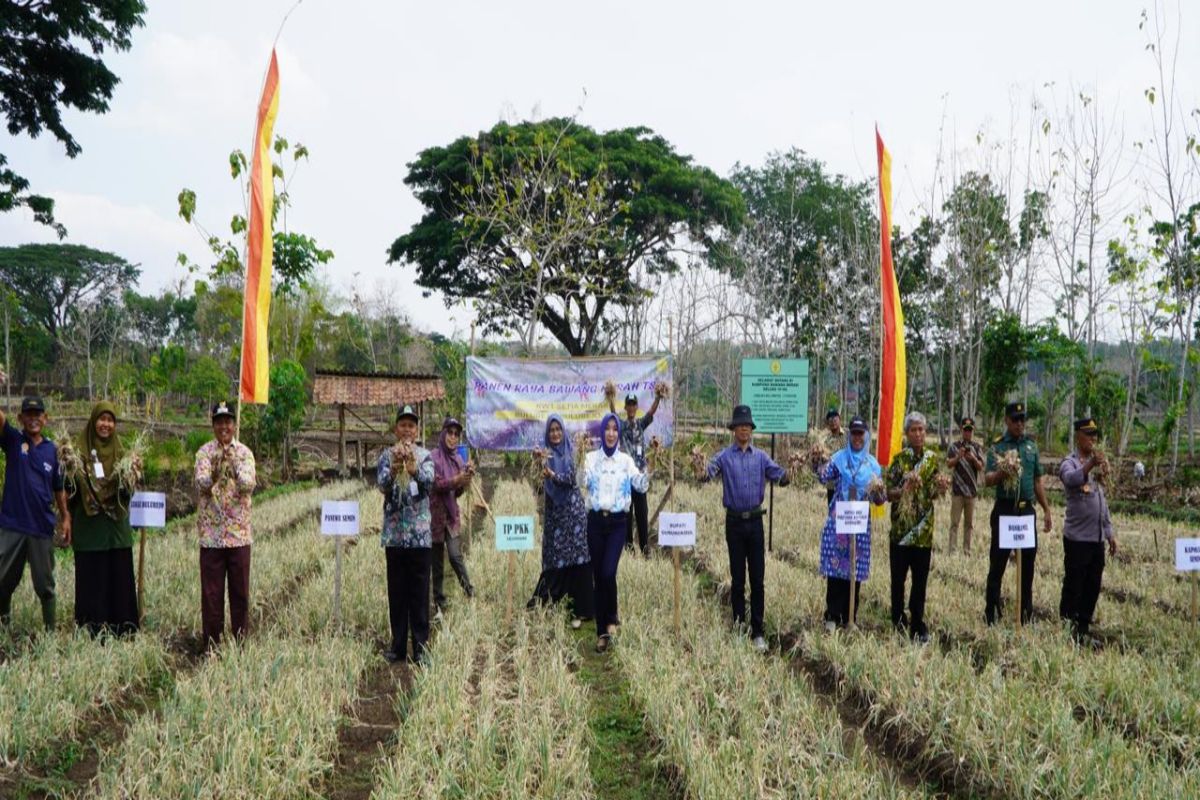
top-left (698, 404), bottom-right (789, 652)
top-left (946, 416), bottom-right (984, 554)
top-left (377, 404), bottom-right (436, 664)
top-left (0, 396), bottom-right (70, 631)
top-left (824, 409), bottom-right (846, 505)
top-left (193, 401), bottom-right (257, 648)
top-left (983, 401), bottom-right (1052, 625)
top-left (1058, 418), bottom-right (1117, 643)
top-left (607, 390), bottom-right (662, 556)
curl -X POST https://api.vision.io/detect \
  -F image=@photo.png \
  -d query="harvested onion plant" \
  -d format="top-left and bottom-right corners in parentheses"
top-left (53, 425), bottom-right (84, 493)
top-left (115, 427), bottom-right (151, 496)
top-left (995, 448), bottom-right (1022, 492)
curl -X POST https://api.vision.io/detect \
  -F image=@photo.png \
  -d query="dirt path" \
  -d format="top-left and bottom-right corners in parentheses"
top-left (320, 655), bottom-right (411, 800)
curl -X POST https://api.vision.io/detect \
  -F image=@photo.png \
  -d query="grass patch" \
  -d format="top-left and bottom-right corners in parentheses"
top-left (572, 627), bottom-right (677, 800)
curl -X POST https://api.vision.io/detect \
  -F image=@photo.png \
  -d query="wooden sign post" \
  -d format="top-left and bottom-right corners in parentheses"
top-left (321, 500), bottom-right (361, 629)
top-left (659, 512), bottom-right (696, 637)
top-left (496, 516), bottom-right (535, 626)
top-left (835, 500), bottom-right (869, 628)
top-left (1000, 515), bottom-right (1036, 629)
top-left (1175, 537), bottom-right (1200, 624)
top-left (129, 492), bottom-right (167, 624)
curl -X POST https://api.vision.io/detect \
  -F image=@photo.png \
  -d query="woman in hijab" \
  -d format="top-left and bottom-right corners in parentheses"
top-left (430, 417), bottom-right (475, 613)
top-left (68, 402), bottom-right (139, 636)
top-left (583, 412), bottom-right (648, 652)
top-left (529, 414), bottom-right (594, 628)
top-left (813, 416), bottom-right (886, 630)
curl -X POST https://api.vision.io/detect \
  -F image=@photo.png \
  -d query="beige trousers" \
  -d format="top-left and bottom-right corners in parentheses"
top-left (948, 495), bottom-right (977, 553)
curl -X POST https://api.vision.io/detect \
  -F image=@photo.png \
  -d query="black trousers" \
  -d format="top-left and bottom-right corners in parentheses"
top-left (385, 547), bottom-right (432, 661)
top-left (1060, 538), bottom-right (1105, 636)
top-left (889, 542), bottom-right (931, 636)
top-left (625, 490), bottom-right (649, 555)
top-left (986, 500), bottom-right (1037, 625)
top-left (74, 548), bottom-right (139, 637)
top-left (432, 535), bottom-right (473, 608)
top-left (725, 516), bottom-right (765, 638)
top-left (588, 511), bottom-right (626, 637)
top-left (824, 577), bottom-right (861, 627)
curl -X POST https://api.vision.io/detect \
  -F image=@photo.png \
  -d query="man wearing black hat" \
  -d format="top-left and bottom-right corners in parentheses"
top-left (824, 409), bottom-right (846, 505)
top-left (0, 396), bottom-right (70, 631)
top-left (1058, 418), bottom-right (1117, 643)
top-left (194, 401), bottom-right (257, 648)
top-left (698, 404), bottom-right (789, 652)
top-left (946, 416), bottom-right (984, 554)
top-left (982, 401), bottom-right (1052, 625)
top-left (608, 389), bottom-right (663, 556)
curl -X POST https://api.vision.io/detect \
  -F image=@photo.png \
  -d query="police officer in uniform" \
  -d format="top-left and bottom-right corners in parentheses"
top-left (983, 402), bottom-right (1052, 625)
top-left (1058, 417), bottom-right (1117, 644)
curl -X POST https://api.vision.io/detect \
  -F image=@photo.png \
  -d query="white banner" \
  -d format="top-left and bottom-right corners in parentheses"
top-left (999, 515), bottom-right (1036, 549)
top-left (321, 500), bottom-right (361, 537)
top-left (129, 492), bottom-right (167, 529)
top-left (658, 512), bottom-right (697, 547)
top-left (834, 501), bottom-right (869, 536)
top-left (1176, 538), bottom-right (1200, 572)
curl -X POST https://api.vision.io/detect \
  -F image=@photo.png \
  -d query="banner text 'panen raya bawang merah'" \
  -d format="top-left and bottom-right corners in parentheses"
top-left (465, 356), bottom-right (674, 451)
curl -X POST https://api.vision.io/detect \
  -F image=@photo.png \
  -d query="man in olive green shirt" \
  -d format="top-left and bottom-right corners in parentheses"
top-left (983, 402), bottom-right (1052, 625)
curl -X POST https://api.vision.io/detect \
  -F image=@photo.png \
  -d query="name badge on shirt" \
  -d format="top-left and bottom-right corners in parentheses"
top-left (93, 462), bottom-right (105, 479)
top-left (409, 480), bottom-right (419, 497)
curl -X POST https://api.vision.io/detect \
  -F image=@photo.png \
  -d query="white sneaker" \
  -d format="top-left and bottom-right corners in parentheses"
top-left (752, 636), bottom-right (768, 653)
top-left (824, 621), bottom-right (837, 634)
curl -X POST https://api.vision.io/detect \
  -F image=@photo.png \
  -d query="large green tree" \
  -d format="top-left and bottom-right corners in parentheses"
top-left (714, 149), bottom-right (874, 356)
top-left (0, 243), bottom-right (139, 378)
top-left (390, 118), bottom-right (744, 355)
top-left (0, 0), bottom-right (146, 234)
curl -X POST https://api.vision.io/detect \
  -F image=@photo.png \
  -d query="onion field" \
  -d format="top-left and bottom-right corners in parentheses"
top-left (0, 472), bottom-right (1196, 799)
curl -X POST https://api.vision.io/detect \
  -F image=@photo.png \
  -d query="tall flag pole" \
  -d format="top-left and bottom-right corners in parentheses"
top-left (875, 127), bottom-right (907, 473)
top-left (239, 50), bottom-right (281, 405)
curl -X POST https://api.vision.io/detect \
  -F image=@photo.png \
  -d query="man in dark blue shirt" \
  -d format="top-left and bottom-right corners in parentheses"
top-left (698, 404), bottom-right (789, 653)
top-left (0, 396), bottom-right (70, 631)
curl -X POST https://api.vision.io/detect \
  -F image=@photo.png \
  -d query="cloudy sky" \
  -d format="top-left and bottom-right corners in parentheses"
top-left (1, 0), bottom-right (1196, 340)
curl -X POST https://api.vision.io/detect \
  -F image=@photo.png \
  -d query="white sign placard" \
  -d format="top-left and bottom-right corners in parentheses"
top-left (834, 501), bottom-right (870, 536)
top-left (495, 516), bottom-right (536, 551)
top-left (129, 492), bottom-right (167, 529)
top-left (1176, 538), bottom-right (1200, 571)
top-left (321, 500), bottom-right (361, 537)
top-left (658, 512), bottom-right (697, 547)
top-left (999, 515), bottom-right (1036, 549)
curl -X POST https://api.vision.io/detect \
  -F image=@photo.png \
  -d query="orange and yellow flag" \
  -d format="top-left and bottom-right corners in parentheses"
top-left (239, 50), bottom-right (280, 404)
top-left (875, 128), bottom-right (907, 470)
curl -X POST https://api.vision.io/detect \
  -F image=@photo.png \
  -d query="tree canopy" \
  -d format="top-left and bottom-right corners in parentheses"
top-left (389, 118), bottom-right (745, 355)
top-left (0, 0), bottom-right (146, 234)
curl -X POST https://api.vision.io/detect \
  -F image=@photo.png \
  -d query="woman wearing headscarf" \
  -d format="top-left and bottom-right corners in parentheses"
top-left (68, 402), bottom-right (140, 636)
top-left (430, 417), bottom-right (475, 613)
top-left (813, 416), bottom-right (886, 630)
top-left (528, 414), bottom-right (594, 628)
top-left (583, 413), bottom-right (648, 652)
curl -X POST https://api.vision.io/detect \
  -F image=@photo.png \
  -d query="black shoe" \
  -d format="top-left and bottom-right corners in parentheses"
top-left (383, 648), bottom-right (403, 663)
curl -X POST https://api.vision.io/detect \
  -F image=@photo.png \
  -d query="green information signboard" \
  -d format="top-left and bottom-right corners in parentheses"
top-left (740, 358), bottom-right (810, 433)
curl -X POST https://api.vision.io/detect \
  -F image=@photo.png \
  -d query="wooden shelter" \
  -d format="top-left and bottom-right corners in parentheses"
top-left (313, 370), bottom-right (446, 474)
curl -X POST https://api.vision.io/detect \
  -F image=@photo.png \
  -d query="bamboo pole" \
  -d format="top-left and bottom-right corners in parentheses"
top-left (1015, 550), bottom-right (1023, 630)
top-left (848, 531), bottom-right (857, 628)
top-left (136, 532), bottom-right (145, 623)
top-left (669, 319), bottom-right (680, 638)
